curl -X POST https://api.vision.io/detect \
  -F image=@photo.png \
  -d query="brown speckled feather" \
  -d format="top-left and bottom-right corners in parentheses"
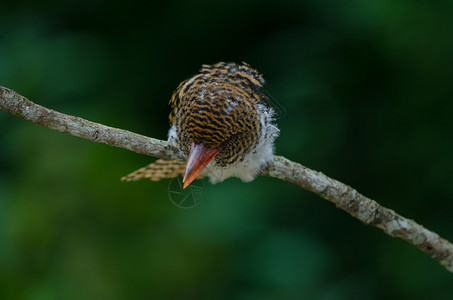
top-left (121, 159), bottom-right (186, 181)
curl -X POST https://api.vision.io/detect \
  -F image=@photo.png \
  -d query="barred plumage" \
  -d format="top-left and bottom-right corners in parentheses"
top-left (121, 159), bottom-right (186, 182)
top-left (123, 62), bottom-right (279, 188)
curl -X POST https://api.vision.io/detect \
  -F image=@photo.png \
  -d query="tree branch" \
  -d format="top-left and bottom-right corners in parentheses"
top-left (1, 85), bottom-right (452, 273)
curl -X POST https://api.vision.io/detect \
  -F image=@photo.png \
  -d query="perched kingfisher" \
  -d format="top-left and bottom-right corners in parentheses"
top-left (122, 62), bottom-right (279, 188)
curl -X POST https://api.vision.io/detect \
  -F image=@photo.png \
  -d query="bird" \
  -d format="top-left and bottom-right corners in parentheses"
top-left (122, 62), bottom-right (279, 188)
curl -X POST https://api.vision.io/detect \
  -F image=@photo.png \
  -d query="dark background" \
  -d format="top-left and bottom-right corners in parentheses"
top-left (1, 0), bottom-right (453, 299)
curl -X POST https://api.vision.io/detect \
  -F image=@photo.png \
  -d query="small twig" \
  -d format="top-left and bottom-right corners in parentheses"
top-left (1, 85), bottom-right (452, 273)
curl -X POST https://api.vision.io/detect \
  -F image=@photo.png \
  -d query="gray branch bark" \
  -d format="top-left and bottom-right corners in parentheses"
top-left (1, 86), bottom-right (452, 273)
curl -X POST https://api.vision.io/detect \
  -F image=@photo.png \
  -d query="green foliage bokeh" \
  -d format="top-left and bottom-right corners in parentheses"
top-left (1, 1), bottom-right (453, 299)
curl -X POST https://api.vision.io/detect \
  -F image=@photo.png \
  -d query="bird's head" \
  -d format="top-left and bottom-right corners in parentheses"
top-left (168, 62), bottom-right (267, 188)
top-left (179, 82), bottom-right (261, 188)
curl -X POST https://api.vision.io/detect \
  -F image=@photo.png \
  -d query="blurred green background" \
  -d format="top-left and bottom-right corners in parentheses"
top-left (1, 0), bottom-right (453, 299)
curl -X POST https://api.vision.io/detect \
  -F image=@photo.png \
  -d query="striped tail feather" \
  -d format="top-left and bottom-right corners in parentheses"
top-left (121, 159), bottom-right (186, 182)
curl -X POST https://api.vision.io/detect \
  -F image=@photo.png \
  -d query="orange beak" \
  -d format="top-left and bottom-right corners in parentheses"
top-left (183, 142), bottom-right (221, 189)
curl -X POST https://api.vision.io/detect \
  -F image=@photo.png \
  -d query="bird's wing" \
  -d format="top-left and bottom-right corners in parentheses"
top-left (121, 159), bottom-right (186, 182)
